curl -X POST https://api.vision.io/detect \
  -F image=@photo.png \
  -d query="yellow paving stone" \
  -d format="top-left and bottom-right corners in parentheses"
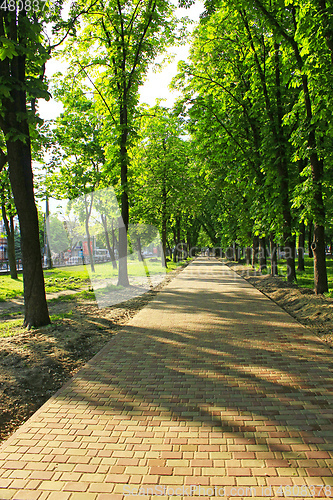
top-left (159, 476), bottom-right (185, 485)
top-left (68, 493), bottom-right (97, 500)
top-left (39, 480), bottom-right (66, 490)
top-left (0, 258), bottom-right (332, 498)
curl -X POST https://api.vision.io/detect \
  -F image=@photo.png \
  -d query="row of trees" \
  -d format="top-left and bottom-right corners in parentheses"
top-left (1, 0), bottom-right (333, 327)
top-left (0, 0), bottom-right (195, 327)
top-left (173, 0), bottom-right (333, 294)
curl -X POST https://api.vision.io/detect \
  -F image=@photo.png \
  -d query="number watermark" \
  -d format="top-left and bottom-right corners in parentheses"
top-left (0, 0), bottom-right (55, 12)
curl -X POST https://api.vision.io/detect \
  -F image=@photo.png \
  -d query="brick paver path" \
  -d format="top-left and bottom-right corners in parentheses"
top-left (0, 258), bottom-right (333, 500)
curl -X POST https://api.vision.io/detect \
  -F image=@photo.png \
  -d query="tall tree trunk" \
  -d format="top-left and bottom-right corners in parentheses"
top-left (298, 221), bottom-right (305, 271)
top-left (2, 206), bottom-right (17, 280)
top-left (84, 194), bottom-right (95, 273)
top-left (252, 236), bottom-right (259, 267)
top-left (101, 214), bottom-right (117, 269)
top-left (245, 246), bottom-right (252, 265)
top-left (177, 218), bottom-right (181, 261)
top-left (117, 107), bottom-right (130, 287)
top-left (136, 237), bottom-right (143, 261)
top-left (7, 139), bottom-right (50, 328)
top-left (308, 220), bottom-right (313, 258)
top-left (269, 234), bottom-right (278, 276)
top-left (173, 216), bottom-right (181, 263)
top-left (259, 237), bottom-right (267, 272)
top-left (161, 175), bottom-right (167, 268)
top-left (285, 236), bottom-right (296, 283)
top-left (45, 195), bottom-right (52, 269)
top-left (0, 23), bottom-right (49, 327)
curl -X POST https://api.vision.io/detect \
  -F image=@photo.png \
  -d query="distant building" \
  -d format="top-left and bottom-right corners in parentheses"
top-left (0, 220), bottom-right (7, 261)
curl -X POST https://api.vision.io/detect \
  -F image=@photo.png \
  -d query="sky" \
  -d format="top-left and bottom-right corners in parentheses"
top-left (38, 1), bottom-right (204, 121)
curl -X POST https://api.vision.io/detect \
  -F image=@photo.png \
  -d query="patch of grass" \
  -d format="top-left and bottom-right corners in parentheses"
top-left (44, 265), bottom-right (90, 293)
top-left (0, 310), bottom-right (23, 320)
top-left (0, 256), bottom-right (191, 304)
top-left (0, 276), bottom-right (24, 301)
top-left (0, 318), bottom-right (24, 338)
top-left (165, 258), bottom-right (193, 273)
top-left (50, 311), bottom-right (73, 322)
top-left (255, 256), bottom-right (333, 292)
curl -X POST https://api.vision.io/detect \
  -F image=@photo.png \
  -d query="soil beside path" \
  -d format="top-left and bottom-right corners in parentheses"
top-left (0, 262), bottom-right (188, 443)
top-left (223, 259), bottom-right (333, 347)
top-left (0, 257), bottom-right (332, 499)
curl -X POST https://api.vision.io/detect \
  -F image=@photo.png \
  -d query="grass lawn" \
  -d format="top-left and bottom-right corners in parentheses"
top-left (253, 256), bottom-right (333, 294)
top-left (0, 257), bottom-right (190, 302)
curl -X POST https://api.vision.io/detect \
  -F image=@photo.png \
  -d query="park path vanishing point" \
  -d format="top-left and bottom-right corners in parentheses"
top-left (0, 257), bottom-right (332, 500)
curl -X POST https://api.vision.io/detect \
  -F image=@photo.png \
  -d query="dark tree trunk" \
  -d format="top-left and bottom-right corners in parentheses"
top-left (101, 214), bottom-right (117, 269)
top-left (308, 220), bottom-right (313, 258)
top-left (252, 236), bottom-right (259, 267)
top-left (2, 207), bottom-right (17, 280)
top-left (173, 236), bottom-right (177, 263)
top-left (136, 237), bottom-right (143, 261)
top-left (310, 154), bottom-right (328, 293)
top-left (0, 19), bottom-right (50, 328)
top-left (117, 108), bottom-right (130, 286)
top-left (161, 176), bottom-right (167, 268)
top-left (298, 221), bottom-right (305, 272)
top-left (269, 234), bottom-right (278, 276)
top-left (285, 236), bottom-right (296, 283)
top-left (45, 196), bottom-right (52, 269)
top-left (84, 194), bottom-right (95, 273)
top-left (313, 224), bottom-right (328, 294)
top-left (7, 140), bottom-right (50, 328)
top-left (259, 237), bottom-right (267, 272)
top-left (173, 216), bottom-right (181, 263)
top-left (245, 246), bottom-right (252, 265)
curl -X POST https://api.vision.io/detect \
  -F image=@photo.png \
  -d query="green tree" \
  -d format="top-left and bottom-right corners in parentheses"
top-left (130, 105), bottom-right (194, 266)
top-left (58, 0), bottom-right (187, 285)
top-left (46, 90), bottom-right (104, 273)
top-left (239, 0), bottom-right (329, 292)
top-left (0, 166), bottom-right (17, 279)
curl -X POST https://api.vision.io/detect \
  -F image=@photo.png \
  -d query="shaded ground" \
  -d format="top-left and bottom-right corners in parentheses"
top-left (224, 259), bottom-right (333, 347)
top-left (1, 257), bottom-right (332, 445)
top-left (0, 263), bottom-right (187, 443)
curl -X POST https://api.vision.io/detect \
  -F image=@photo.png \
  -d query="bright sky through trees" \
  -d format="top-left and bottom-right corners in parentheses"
top-left (38, 1), bottom-right (204, 121)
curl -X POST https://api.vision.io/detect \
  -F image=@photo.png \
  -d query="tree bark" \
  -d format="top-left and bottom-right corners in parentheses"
top-left (245, 246), bottom-right (252, 265)
top-left (308, 220), bottom-right (313, 258)
top-left (297, 221), bottom-right (305, 272)
top-left (259, 237), bottom-right (267, 272)
top-left (161, 175), bottom-right (167, 268)
top-left (269, 234), bottom-right (278, 276)
top-left (117, 106), bottom-right (130, 286)
top-left (84, 194), bottom-right (95, 273)
top-left (101, 214), bottom-right (117, 269)
top-left (7, 139), bottom-right (50, 328)
top-left (0, 14), bottom-right (50, 328)
top-left (313, 224), bottom-right (328, 294)
top-left (136, 237), bottom-right (143, 261)
top-left (252, 236), bottom-right (259, 267)
top-left (45, 196), bottom-right (53, 269)
top-left (2, 206), bottom-right (17, 280)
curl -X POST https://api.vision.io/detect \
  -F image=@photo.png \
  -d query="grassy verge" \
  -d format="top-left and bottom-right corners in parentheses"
top-left (0, 257), bottom-right (193, 303)
top-left (248, 256), bottom-right (333, 293)
top-left (0, 265), bottom-right (90, 302)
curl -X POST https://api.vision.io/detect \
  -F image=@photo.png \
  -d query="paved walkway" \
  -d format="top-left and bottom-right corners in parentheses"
top-left (0, 258), bottom-right (333, 500)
